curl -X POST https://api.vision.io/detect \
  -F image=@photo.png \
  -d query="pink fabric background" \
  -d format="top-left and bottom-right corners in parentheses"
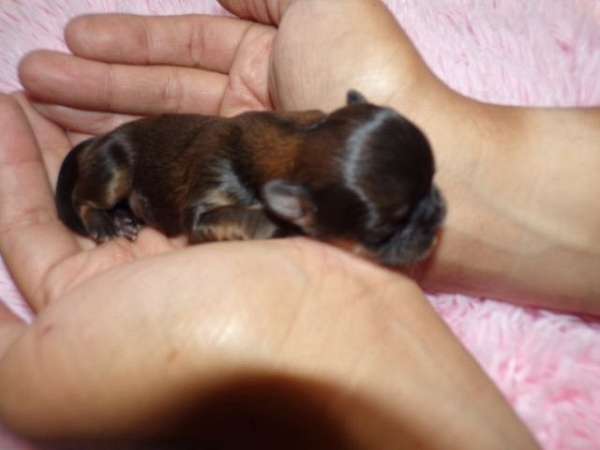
top-left (1, 1), bottom-right (600, 449)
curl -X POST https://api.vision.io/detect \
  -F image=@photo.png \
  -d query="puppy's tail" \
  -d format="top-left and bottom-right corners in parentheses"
top-left (55, 138), bottom-right (95, 237)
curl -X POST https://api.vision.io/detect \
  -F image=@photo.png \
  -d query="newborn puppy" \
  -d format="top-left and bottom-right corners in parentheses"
top-left (56, 90), bottom-right (446, 266)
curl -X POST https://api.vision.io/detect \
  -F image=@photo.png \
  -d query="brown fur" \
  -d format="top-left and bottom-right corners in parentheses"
top-left (55, 91), bottom-right (446, 266)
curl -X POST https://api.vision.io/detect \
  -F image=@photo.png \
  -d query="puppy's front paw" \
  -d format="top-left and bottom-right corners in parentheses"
top-left (87, 217), bottom-right (118, 243)
top-left (112, 208), bottom-right (141, 241)
top-left (82, 209), bottom-right (123, 243)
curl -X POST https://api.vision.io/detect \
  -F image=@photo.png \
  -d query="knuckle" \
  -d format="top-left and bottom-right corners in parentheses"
top-left (140, 16), bottom-right (155, 65)
top-left (102, 64), bottom-right (117, 111)
top-left (160, 69), bottom-right (185, 113)
top-left (188, 21), bottom-right (208, 68)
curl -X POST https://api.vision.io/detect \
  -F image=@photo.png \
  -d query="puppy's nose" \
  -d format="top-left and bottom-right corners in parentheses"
top-left (419, 186), bottom-right (447, 231)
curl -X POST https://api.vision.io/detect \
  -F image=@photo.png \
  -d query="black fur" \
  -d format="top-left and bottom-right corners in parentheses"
top-left (55, 138), bottom-right (95, 237)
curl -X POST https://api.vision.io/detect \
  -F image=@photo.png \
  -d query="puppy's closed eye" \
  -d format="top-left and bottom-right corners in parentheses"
top-left (391, 204), bottom-right (411, 222)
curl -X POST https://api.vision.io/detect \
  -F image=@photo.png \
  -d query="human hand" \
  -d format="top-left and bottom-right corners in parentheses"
top-left (18, 0), bottom-right (434, 127)
top-left (18, 0), bottom-right (600, 311)
top-left (0, 94), bottom-right (539, 449)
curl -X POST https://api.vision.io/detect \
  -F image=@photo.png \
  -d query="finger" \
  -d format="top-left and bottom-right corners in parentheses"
top-left (218, 0), bottom-right (293, 25)
top-left (0, 302), bottom-right (26, 359)
top-left (31, 102), bottom-right (139, 136)
top-left (66, 14), bottom-right (255, 75)
top-left (20, 51), bottom-right (227, 116)
top-left (13, 93), bottom-right (77, 187)
top-left (0, 94), bottom-right (80, 311)
top-left (15, 95), bottom-right (97, 252)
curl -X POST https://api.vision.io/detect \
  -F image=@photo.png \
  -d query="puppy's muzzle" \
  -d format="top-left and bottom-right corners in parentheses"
top-left (375, 186), bottom-right (447, 266)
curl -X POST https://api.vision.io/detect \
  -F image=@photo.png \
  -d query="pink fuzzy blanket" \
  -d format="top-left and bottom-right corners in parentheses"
top-left (1, 1), bottom-right (600, 449)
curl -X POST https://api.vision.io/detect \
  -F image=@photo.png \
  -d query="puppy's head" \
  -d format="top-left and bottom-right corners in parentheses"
top-left (262, 90), bottom-right (446, 266)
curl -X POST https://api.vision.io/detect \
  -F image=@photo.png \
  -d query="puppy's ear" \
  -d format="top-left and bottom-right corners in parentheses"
top-left (347, 90), bottom-right (367, 105)
top-left (262, 180), bottom-right (317, 230)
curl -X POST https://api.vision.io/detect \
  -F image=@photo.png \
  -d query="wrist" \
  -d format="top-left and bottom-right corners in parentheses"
top-left (389, 82), bottom-right (600, 313)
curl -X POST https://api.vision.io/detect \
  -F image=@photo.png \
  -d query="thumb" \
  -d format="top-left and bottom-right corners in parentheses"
top-left (217, 0), bottom-right (293, 25)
